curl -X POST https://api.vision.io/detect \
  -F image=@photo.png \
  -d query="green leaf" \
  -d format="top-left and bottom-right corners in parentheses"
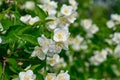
top-left (0, 62), bottom-right (2, 78)
top-left (36, 73), bottom-right (44, 80)
top-left (0, 13), bottom-right (5, 21)
top-left (6, 58), bottom-right (18, 73)
top-left (9, 66), bottom-right (18, 73)
top-left (1, 19), bottom-right (13, 30)
top-left (6, 58), bottom-right (18, 67)
top-left (31, 64), bottom-right (41, 70)
top-left (35, 5), bottom-right (48, 20)
top-left (18, 34), bottom-right (38, 45)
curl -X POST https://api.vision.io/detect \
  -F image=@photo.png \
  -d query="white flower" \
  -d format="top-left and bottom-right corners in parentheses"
top-left (31, 46), bottom-right (45, 60)
top-left (47, 54), bottom-right (60, 66)
top-left (45, 73), bottom-right (56, 80)
top-left (60, 4), bottom-right (73, 16)
top-left (29, 16), bottom-right (39, 25)
top-left (68, 0), bottom-right (78, 10)
top-left (38, 1), bottom-right (57, 16)
top-left (56, 71), bottom-right (70, 80)
top-left (111, 14), bottom-right (120, 22)
top-left (57, 17), bottom-right (69, 28)
top-left (47, 40), bottom-right (68, 55)
top-left (38, 35), bottom-right (50, 53)
top-left (114, 45), bottom-right (120, 58)
top-left (69, 35), bottom-right (85, 51)
top-left (40, 0), bottom-right (50, 4)
top-left (81, 19), bottom-right (92, 29)
top-left (53, 28), bottom-right (70, 42)
top-left (67, 12), bottom-right (77, 23)
top-left (46, 1), bottom-right (57, 9)
top-left (112, 32), bottom-right (120, 44)
top-left (87, 24), bottom-right (99, 34)
top-left (47, 17), bottom-right (57, 30)
top-left (69, 0), bottom-right (77, 6)
top-left (20, 15), bottom-right (32, 24)
top-left (24, 1), bottom-right (35, 10)
top-left (89, 50), bottom-right (108, 66)
top-left (106, 20), bottom-right (115, 28)
top-left (19, 70), bottom-right (36, 80)
top-left (20, 15), bottom-right (39, 25)
top-left (12, 78), bottom-right (19, 80)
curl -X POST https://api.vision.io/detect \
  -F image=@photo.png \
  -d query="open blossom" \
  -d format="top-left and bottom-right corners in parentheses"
top-left (106, 20), bottom-right (115, 29)
top-left (45, 71), bottom-right (70, 80)
top-left (60, 4), bottom-right (73, 16)
top-left (31, 46), bottom-right (45, 60)
top-left (89, 49), bottom-right (108, 66)
top-left (48, 40), bottom-right (68, 55)
top-left (111, 14), bottom-right (120, 23)
top-left (112, 32), bottom-right (120, 44)
top-left (57, 16), bottom-right (70, 28)
top-left (53, 28), bottom-right (70, 42)
top-left (81, 19), bottom-right (92, 29)
top-left (56, 71), bottom-right (70, 80)
top-left (20, 15), bottom-right (39, 25)
top-left (67, 12), bottom-right (77, 23)
top-left (38, 35), bottom-right (50, 53)
top-left (114, 45), bottom-right (120, 58)
top-left (45, 73), bottom-right (56, 80)
top-left (19, 70), bottom-right (36, 80)
top-left (47, 17), bottom-right (57, 30)
top-left (69, 0), bottom-right (78, 10)
top-left (47, 54), bottom-right (60, 66)
top-left (81, 19), bottom-right (99, 36)
top-left (38, 0), bottom-right (57, 16)
top-left (24, 1), bottom-right (35, 10)
top-left (87, 24), bottom-right (99, 34)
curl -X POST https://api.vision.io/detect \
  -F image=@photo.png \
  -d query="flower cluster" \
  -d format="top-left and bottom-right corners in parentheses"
top-left (14, 0), bottom-right (78, 79)
top-left (106, 14), bottom-right (120, 30)
top-left (81, 19), bottom-right (99, 38)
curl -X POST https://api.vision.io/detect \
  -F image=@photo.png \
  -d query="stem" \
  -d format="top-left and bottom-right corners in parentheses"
top-left (16, 59), bottom-right (42, 62)
top-left (1, 57), bottom-right (6, 80)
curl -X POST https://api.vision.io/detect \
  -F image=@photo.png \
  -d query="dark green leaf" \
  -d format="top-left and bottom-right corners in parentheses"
top-left (35, 5), bottom-right (48, 20)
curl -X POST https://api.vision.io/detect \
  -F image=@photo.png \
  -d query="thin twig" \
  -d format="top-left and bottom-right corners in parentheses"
top-left (1, 57), bottom-right (6, 80)
top-left (16, 59), bottom-right (42, 62)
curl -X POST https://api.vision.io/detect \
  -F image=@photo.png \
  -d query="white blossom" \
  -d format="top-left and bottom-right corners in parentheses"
top-left (67, 12), bottom-right (77, 23)
top-left (87, 24), bottom-right (99, 34)
top-left (89, 49), bottom-right (108, 66)
top-left (69, 0), bottom-right (78, 10)
top-left (114, 45), bottom-right (120, 58)
top-left (60, 4), bottom-right (73, 16)
top-left (47, 17), bottom-right (57, 30)
top-left (19, 70), bottom-right (36, 80)
top-left (38, 35), bottom-right (50, 53)
top-left (111, 14), bottom-right (120, 23)
top-left (106, 20), bottom-right (115, 28)
top-left (20, 15), bottom-right (39, 25)
top-left (24, 1), bottom-right (35, 10)
top-left (53, 28), bottom-right (70, 42)
top-left (81, 19), bottom-right (92, 29)
top-left (47, 54), bottom-right (60, 66)
top-left (56, 71), bottom-right (70, 80)
top-left (112, 32), bottom-right (120, 44)
top-left (31, 46), bottom-right (45, 60)
top-left (45, 73), bottom-right (56, 80)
